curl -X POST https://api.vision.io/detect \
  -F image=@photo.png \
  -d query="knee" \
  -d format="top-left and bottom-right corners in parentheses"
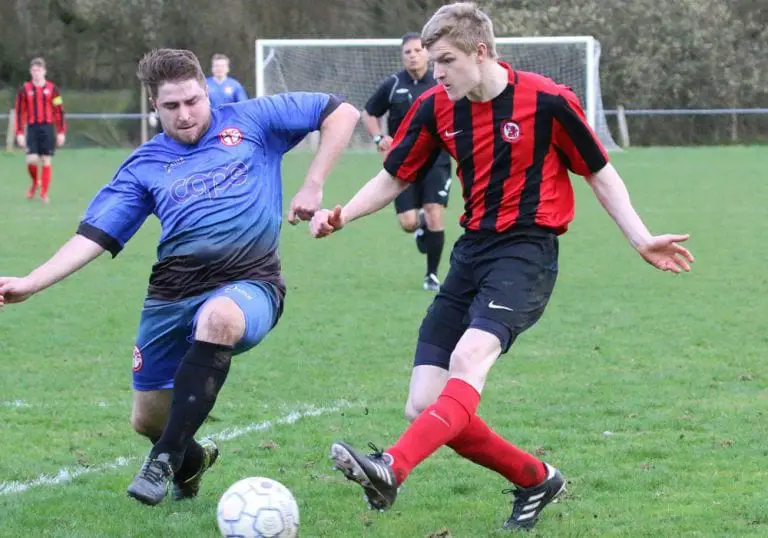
top-left (196, 297), bottom-right (245, 346)
top-left (448, 344), bottom-right (489, 381)
top-left (404, 393), bottom-right (438, 422)
top-left (130, 410), bottom-right (163, 439)
top-left (423, 205), bottom-right (444, 230)
top-left (399, 217), bottom-right (419, 233)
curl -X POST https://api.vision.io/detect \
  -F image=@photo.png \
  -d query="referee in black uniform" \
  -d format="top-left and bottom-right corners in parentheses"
top-left (362, 32), bottom-right (451, 292)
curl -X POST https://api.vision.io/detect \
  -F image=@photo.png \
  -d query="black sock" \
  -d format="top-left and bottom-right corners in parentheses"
top-left (147, 434), bottom-right (204, 481)
top-left (418, 211), bottom-right (427, 230)
top-left (175, 440), bottom-right (204, 482)
top-left (423, 229), bottom-right (445, 276)
top-left (151, 341), bottom-right (233, 470)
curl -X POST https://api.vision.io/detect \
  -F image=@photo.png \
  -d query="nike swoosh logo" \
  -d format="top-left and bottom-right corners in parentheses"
top-left (444, 129), bottom-right (462, 138)
top-left (488, 301), bottom-right (515, 312)
top-left (428, 410), bottom-right (450, 427)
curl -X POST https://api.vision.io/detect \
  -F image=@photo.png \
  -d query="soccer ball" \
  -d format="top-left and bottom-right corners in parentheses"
top-left (217, 477), bottom-right (300, 538)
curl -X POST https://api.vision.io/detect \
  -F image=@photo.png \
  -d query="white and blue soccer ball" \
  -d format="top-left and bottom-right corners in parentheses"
top-left (217, 477), bottom-right (300, 538)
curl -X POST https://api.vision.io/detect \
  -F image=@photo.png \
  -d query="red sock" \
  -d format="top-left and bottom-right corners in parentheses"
top-left (27, 164), bottom-right (38, 186)
top-left (447, 415), bottom-right (547, 488)
top-left (386, 378), bottom-right (480, 484)
top-left (41, 165), bottom-right (52, 197)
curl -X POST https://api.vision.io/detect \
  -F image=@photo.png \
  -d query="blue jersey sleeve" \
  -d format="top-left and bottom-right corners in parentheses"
top-left (246, 92), bottom-right (334, 152)
top-left (234, 81), bottom-right (248, 103)
top-left (77, 167), bottom-right (153, 257)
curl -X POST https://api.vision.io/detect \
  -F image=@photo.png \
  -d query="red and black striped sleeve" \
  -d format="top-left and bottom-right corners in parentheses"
top-left (551, 89), bottom-right (608, 177)
top-left (14, 84), bottom-right (27, 135)
top-left (383, 94), bottom-right (441, 183)
top-left (51, 85), bottom-right (66, 133)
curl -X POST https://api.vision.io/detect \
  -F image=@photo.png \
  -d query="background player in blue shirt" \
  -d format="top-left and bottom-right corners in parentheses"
top-left (207, 53), bottom-right (248, 108)
top-left (0, 48), bottom-right (360, 506)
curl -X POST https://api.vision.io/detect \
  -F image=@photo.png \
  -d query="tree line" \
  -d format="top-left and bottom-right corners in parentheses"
top-left (1, 0), bottom-right (765, 145)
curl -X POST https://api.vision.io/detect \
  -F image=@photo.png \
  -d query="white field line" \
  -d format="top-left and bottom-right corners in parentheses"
top-left (0, 400), bottom-right (355, 496)
top-left (2, 400), bottom-right (32, 408)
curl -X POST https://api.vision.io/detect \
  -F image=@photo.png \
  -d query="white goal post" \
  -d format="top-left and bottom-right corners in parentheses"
top-left (255, 37), bottom-right (618, 151)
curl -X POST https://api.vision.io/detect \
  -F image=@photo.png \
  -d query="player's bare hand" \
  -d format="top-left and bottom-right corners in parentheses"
top-left (309, 205), bottom-right (344, 238)
top-left (636, 234), bottom-right (694, 273)
top-left (287, 182), bottom-right (323, 225)
top-left (377, 135), bottom-right (393, 153)
top-left (56, 133), bottom-right (66, 147)
top-left (16, 134), bottom-right (26, 149)
top-left (0, 277), bottom-right (38, 308)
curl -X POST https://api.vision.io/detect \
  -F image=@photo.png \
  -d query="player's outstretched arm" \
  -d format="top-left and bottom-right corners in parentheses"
top-left (0, 235), bottom-right (105, 308)
top-left (309, 168), bottom-right (409, 238)
top-left (287, 102), bottom-right (360, 224)
top-left (586, 163), bottom-right (694, 273)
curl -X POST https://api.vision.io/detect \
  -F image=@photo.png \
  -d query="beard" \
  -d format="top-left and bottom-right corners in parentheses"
top-left (165, 114), bottom-right (211, 145)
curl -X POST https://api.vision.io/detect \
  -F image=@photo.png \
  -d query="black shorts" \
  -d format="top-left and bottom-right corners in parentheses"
top-left (26, 124), bottom-right (56, 156)
top-left (414, 228), bottom-right (559, 368)
top-left (394, 165), bottom-right (451, 214)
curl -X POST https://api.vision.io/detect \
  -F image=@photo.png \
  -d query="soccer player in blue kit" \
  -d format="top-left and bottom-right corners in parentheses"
top-left (0, 48), bottom-right (360, 506)
top-left (207, 53), bottom-right (248, 108)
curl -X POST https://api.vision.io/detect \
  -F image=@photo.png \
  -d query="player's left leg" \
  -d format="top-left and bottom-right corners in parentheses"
top-left (128, 282), bottom-right (280, 505)
top-left (453, 231), bottom-right (565, 530)
top-left (38, 126), bottom-right (56, 203)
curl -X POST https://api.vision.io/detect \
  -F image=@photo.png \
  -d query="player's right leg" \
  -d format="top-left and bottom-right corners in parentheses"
top-left (129, 282), bottom-right (280, 505)
top-left (24, 126), bottom-right (40, 200)
top-left (127, 297), bottom-right (221, 506)
top-left (419, 165), bottom-right (452, 291)
top-left (331, 246), bottom-right (474, 510)
top-left (333, 232), bottom-right (566, 529)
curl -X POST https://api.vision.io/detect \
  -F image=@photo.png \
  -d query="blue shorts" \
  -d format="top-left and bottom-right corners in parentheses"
top-left (131, 281), bottom-right (281, 391)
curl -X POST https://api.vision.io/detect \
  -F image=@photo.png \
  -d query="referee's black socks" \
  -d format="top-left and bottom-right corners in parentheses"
top-left (423, 228), bottom-right (445, 277)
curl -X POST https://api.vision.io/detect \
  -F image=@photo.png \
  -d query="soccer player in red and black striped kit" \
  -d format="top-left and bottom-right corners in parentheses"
top-left (15, 57), bottom-right (67, 203)
top-left (311, 2), bottom-right (695, 532)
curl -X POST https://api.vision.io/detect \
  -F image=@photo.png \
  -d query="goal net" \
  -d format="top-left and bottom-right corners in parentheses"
top-left (255, 37), bottom-right (618, 151)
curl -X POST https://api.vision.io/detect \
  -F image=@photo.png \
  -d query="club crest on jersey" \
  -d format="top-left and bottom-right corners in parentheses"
top-left (219, 127), bottom-right (243, 146)
top-left (501, 120), bottom-right (521, 142)
top-left (132, 345), bottom-right (143, 372)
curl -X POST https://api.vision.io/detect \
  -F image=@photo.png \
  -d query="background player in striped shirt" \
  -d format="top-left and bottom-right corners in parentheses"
top-left (311, 2), bottom-right (695, 531)
top-left (206, 53), bottom-right (248, 108)
top-left (15, 57), bottom-right (66, 203)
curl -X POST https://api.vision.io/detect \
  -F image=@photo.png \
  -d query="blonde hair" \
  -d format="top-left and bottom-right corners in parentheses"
top-left (421, 2), bottom-right (496, 58)
top-left (211, 53), bottom-right (230, 63)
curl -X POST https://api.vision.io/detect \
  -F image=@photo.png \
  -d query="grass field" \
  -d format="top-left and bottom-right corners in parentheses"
top-left (0, 146), bottom-right (766, 537)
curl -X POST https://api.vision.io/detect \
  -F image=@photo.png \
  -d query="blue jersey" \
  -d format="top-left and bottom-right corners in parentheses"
top-left (78, 92), bottom-right (339, 301)
top-left (207, 76), bottom-right (248, 108)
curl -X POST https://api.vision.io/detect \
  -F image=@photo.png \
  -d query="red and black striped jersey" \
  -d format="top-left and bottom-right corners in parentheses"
top-left (15, 81), bottom-right (67, 135)
top-left (383, 62), bottom-right (608, 235)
